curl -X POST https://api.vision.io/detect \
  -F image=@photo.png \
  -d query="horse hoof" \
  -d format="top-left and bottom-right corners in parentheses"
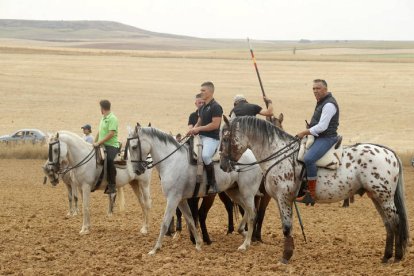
top-left (148, 249), bottom-right (157, 256)
top-left (280, 258), bottom-right (289, 264)
top-left (173, 232), bottom-right (181, 239)
top-left (394, 258), bottom-right (402, 263)
top-left (204, 240), bottom-right (213, 245)
top-left (140, 227), bottom-right (148, 235)
top-left (238, 244), bottom-right (248, 251)
top-left (196, 245), bottom-right (202, 251)
top-left (79, 229), bottom-right (90, 235)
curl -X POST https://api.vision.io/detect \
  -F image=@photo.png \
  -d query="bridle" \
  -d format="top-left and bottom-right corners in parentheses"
top-left (221, 123), bottom-right (301, 180)
top-left (125, 128), bottom-right (189, 173)
top-left (47, 138), bottom-right (96, 176)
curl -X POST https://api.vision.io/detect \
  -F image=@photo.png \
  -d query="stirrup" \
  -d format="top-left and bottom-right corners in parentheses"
top-left (295, 192), bottom-right (315, 206)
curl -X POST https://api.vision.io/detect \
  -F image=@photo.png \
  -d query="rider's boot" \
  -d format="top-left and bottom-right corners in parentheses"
top-left (296, 179), bottom-right (316, 205)
top-left (205, 163), bottom-right (219, 194)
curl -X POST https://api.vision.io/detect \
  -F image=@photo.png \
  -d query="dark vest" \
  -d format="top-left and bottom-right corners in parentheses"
top-left (309, 92), bottom-right (339, 137)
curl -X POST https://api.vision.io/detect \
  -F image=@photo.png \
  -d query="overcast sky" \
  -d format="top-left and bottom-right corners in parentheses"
top-left (1, 0), bottom-right (413, 40)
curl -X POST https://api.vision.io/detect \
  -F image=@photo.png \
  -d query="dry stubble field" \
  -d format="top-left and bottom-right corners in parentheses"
top-left (1, 45), bottom-right (414, 275)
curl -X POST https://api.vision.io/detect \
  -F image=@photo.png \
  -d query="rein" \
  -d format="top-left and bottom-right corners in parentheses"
top-left (48, 139), bottom-right (96, 175)
top-left (125, 131), bottom-right (190, 170)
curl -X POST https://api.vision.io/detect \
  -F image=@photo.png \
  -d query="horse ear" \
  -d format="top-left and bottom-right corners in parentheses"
top-left (56, 132), bottom-right (59, 139)
top-left (278, 113), bottom-right (284, 123)
top-left (223, 115), bottom-right (230, 127)
top-left (136, 122), bottom-right (141, 127)
top-left (148, 122), bottom-right (151, 127)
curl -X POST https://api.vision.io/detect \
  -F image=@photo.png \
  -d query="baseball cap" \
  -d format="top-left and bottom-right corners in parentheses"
top-left (234, 95), bottom-right (246, 103)
top-left (81, 124), bottom-right (92, 131)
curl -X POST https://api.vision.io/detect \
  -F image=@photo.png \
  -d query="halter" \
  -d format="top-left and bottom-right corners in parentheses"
top-left (48, 140), bottom-right (61, 172)
top-left (125, 128), bottom-right (189, 172)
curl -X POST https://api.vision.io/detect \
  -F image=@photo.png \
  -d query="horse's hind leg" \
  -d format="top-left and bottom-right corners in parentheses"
top-left (107, 193), bottom-right (116, 216)
top-left (130, 180), bottom-right (151, 234)
top-left (254, 192), bottom-right (271, 242)
top-left (80, 183), bottom-right (91, 235)
top-left (72, 182), bottom-right (79, 215)
top-left (370, 198), bottom-right (394, 263)
top-left (218, 192), bottom-right (234, 234)
top-left (198, 194), bottom-right (216, 245)
top-left (148, 197), bottom-right (180, 255)
top-left (178, 200), bottom-right (202, 251)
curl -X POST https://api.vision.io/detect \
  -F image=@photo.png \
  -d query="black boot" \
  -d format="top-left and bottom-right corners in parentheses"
top-left (205, 164), bottom-right (219, 194)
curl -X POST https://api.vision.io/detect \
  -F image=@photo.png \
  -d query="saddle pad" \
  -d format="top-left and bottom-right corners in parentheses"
top-left (297, 135), bottom-right (343, 170)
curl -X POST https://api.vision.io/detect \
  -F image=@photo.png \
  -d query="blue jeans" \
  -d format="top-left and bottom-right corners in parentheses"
top-left (303, 136), bottom-right (338, 180)
top-left (200, 136), bottom-right (220, 165)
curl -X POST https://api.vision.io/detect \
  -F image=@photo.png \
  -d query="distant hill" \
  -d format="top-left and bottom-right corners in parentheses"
top-left (0, 19), bottom-right (249, 50)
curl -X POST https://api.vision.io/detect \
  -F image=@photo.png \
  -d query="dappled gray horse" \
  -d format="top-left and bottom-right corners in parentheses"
top-left (220, 116), bottom-right (409, 264)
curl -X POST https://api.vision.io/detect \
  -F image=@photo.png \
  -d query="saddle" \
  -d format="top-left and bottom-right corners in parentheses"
top-left (95, 143), bottom-right (127, 169)
top-left (297, 135), bottom-right (343, 170)
top-left (188, 135), bottom-right (220, 165)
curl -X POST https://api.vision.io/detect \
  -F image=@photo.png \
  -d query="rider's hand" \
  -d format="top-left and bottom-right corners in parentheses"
top-left (187, 127), bottom-right (200, 136)
top-left (93, 142), bottom-right (100, 148)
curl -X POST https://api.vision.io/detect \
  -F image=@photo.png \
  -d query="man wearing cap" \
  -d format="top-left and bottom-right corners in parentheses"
top-left (94, 100), bottom-right (120, 195)
top-left (231, 95), bottom-right (274, 118)
top-left (188, 93), bottom-right (205, 129)
top-left (187, 81), bottom-right (223, 194)
top-left (81, 124), bottom-right (94, 144)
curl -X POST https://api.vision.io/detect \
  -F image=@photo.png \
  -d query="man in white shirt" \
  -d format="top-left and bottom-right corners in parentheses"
top-left (81, 124), bottom-right (94, 144)
top-left (295, 79), bottom-right (339, 204)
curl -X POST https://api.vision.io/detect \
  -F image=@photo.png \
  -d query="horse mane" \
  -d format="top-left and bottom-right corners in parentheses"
top-left (141, 127), bottom-right (184, 150)
top-left (58, 130), bottom-right (92, 147)
top-left (232, 116), bottom-right (294, 146)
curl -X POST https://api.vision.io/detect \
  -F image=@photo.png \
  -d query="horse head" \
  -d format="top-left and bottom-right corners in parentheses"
top-left (126, 123), bottom-right (151, 175)
top-left (219, 115), bottom-right (249, 172)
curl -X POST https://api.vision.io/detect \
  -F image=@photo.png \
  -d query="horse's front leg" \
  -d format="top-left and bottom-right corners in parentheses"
top-left (64, 182), bottom-right (73, 217)
top-left (237, 196), bottom-right (256, 251)
top-left (276, 194), bottom-right (295, 264)
top-left (72, 182), bottom-right (79, 216)
top-left (80, 183), bottom-right (91, 235)
top-left (148, 197), bottom-right (180, 255)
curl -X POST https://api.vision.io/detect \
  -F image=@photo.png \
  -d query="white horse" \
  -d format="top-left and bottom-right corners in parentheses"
top-left (47, 131), bottom-right (152, 235)
top-left (126, 125), bottom-right (263, 255)
top-left (220, 116), bottom-right (409, 263)
top-left (42, 161), bottom-right (81, 216)
top-left (42, 160), bottom-right (127, 216)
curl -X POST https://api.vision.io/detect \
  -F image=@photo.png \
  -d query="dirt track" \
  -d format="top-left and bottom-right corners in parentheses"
top-left (1, 159), bottom-right (413, 275)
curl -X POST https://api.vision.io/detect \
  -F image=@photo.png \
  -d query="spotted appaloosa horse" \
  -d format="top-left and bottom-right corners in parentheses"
top-left (220, 116), bottom-right (409, 264)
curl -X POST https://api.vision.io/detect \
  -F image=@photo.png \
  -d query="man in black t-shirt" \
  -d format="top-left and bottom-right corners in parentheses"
top-left (187, 81), bottom-right (223, 194)
top-left (231, 94), bottom-right (274, 118)
top-left (188, 93), bottom-right (205, 129)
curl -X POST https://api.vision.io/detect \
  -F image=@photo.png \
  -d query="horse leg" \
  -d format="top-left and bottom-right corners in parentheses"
top-left (165, 212), bottom-right (177, 237)
top-left (64, 181), bottom-right (73, 217)
top-left (275, 195), bottom-right (294, 264)
top-left (237, 196), bottom-right (255, 251)
top-left (79, 183), bottom-right (91, 235)
top-left (178, 200), bottom-right (202, 251)
top-left (188, 197), bottom-right (200, 244)
top-left (218, 192), bottom-right (234, 234)
top-left (72, 181), bottom-right (79, 215)
top-left (176, 207), bottom-right (183, 232)
top-left (370, 197), bottom-right (394, 262)
top-left (342, 198), bottom-right (350, 208)
top-left (148, 197), bottom-right (180, 255)
top-left (198, 194), bottom-right (215, 245)
top-left (129, 180), bottom-right (151, 234)
top-left (254, 192), bottom-right (271, 243)
top-left (107, 192), bottom-right (116, 216)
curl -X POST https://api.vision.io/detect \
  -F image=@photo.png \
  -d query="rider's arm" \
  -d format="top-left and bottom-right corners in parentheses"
top-left (96, 131), bottom-right (115, 146)
top-left (309, 103), bottom-right (337, 137)
top-left (258, 97), bottom-right (274, 117)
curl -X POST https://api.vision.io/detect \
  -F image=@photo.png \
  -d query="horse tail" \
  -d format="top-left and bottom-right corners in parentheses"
top-left (118, 186), bottom-right (126, 212)
top-left (394, 157), bottom-right (409, 257)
